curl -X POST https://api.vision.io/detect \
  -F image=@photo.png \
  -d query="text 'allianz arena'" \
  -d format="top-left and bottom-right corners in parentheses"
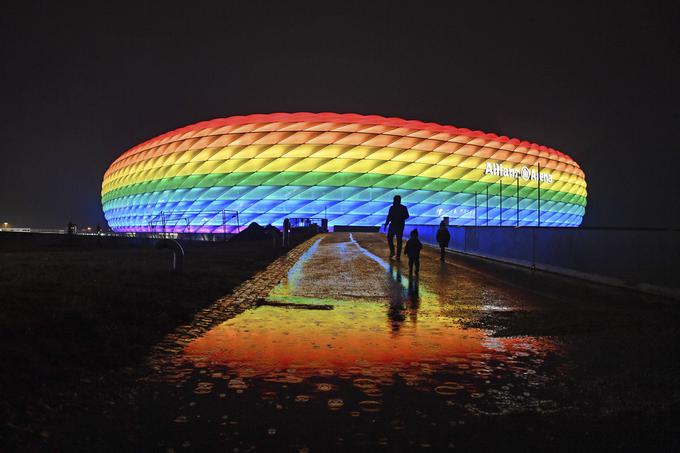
top-left (101, 112), bottom-right (587, 233)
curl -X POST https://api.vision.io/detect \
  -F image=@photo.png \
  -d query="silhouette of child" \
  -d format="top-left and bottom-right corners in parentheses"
top-left (403, 229), bottom-right (422, 275)
top-left (436, 220), bottom-right (451, 261)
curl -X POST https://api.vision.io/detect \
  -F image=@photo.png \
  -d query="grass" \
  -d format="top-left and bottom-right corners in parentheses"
top-left (0, 237), bottom-right (283, 444)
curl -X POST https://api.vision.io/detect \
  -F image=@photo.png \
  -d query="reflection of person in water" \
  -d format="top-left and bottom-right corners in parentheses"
top-left (387, 262), bottom-right (406, 334)
top-left (387, 298), bottom-right (406, 334)
top-left (387, 261), bottom-right (420, 333)
top-left (407, 275), bottom-right (420, 325)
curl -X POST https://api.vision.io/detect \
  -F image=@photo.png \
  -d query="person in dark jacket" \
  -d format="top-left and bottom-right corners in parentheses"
top-left (403, 229), bottom-right (422, 275)
top-left (436, 220), bottom-right (451, 261)
top-left (384, 195), bottom-right (409, 259)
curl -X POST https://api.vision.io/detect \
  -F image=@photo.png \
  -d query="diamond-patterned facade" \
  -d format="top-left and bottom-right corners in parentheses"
top-left (101, 113), bottom-right (587, 232)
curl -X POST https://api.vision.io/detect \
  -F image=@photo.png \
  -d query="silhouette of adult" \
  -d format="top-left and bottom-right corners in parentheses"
top-left (383, 195), bottom-right (409, 259)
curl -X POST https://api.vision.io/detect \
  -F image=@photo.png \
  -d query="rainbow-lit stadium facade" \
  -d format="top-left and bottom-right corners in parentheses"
top-left (101, 113), bottom-right (587, 233)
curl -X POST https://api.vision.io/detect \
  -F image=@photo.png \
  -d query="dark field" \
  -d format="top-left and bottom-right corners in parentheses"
top-left (0, 236), bottom-right (281, 448)
top-left (1, 232), bottom-right (679, 452)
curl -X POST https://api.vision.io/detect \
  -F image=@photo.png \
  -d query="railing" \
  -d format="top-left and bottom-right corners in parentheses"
top-left (147, 209), bottom-right (240, 239)
top-left (462, 159), bottom-right (583, 227)
top-left (414, 224), bottom-right (680, 300)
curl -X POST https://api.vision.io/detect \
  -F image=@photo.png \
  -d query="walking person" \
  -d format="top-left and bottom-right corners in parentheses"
top-left (383, 195), bottom-right (409, 259)
top-left (404, 229), bottom-right (422, 275)
top-left (436, 220), bottom-right (451, 261)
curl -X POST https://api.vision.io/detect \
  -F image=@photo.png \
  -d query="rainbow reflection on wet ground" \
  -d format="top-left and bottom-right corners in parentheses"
top-left (149, 233), bottom-right (574, 450)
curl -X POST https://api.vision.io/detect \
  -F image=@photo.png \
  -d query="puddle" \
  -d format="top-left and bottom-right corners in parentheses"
top-left (160, 233), bottom-right (570, 450)
top-left (183, 297), bottom-right (554, 391)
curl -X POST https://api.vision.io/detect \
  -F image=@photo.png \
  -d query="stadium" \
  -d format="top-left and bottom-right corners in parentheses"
top-left (101, 112), bottom-right (587, 233)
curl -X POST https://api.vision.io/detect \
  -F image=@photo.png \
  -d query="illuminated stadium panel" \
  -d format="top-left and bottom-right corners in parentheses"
top-left (101, 112), bottom-right (587, 232)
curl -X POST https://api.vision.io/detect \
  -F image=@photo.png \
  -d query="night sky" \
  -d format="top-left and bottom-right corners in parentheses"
top-left (1, 1), bottom-right (679, 229)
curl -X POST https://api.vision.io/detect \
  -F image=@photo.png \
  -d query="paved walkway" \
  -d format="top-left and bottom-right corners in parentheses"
top-left (139, 232), bottom-right (678, 451)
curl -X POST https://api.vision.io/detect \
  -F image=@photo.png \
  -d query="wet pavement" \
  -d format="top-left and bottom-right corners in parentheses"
top-left (134, 233), bottom-right (678, 452)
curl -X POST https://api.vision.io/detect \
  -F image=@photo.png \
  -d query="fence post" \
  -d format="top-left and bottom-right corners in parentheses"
top-left (474, 192), bottom-right (478, 227)
top-left (155, 239), bottom-right (184, 272)
top-left (537, 162), bottom-right (541, 227)
top-left (161, 211), bottom-right (166, 238)
top-left (499, 180), bottom-right (503, 226)
top-left (283, 218), bottom-right (291, 248)
top-left (516, 177), bottom-right (520, 227)
top-left (531, 227), bottom-right (536, 271)
top-left (486, 186), bottom-right (489, 226)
